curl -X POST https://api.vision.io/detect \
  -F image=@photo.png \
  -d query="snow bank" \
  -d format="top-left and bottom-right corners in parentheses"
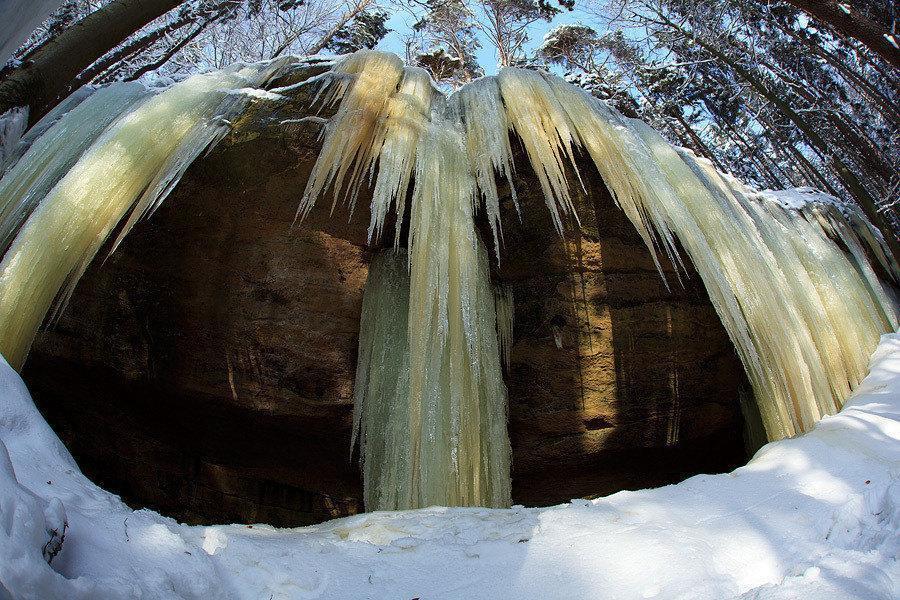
top-left (2, 335), bottom-right (899, 599)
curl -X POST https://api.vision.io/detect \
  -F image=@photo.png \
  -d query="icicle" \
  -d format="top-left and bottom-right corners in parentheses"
top-left (545, 76), bottom-right (685, 281)
top-left (1, 85), bottom-right (99, 175)
top-left (351, 249), bottom-right (413, 510)
top-left (495, 284), bottom-right (514, 370)
top-left (628, 122), bottom-right (839, 438)
top-left (0, 60), bottom-right (290, 370)
top-left (368, 67), bottom-right (433, 246)
top-left (0, 83), bottom-right (149, 253)
top-left (351, 119), bottom-right (511, 511)
top-left (497, 68), bottom-right (582, 234)
top-left (404, 118), bottom-right (511, 509)
top-left (450, 77), bottom-right (518, 258)
top-left (504, 70), bottom-right (896, 440)
top-left (297, 51), bottom-right (404, 221)
top-left (0, 107), bottom-right (28, 166)
top-left (684, 153), bottom-right (896, 399)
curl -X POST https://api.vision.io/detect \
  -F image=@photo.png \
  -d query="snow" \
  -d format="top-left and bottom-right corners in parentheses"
top-left (2, 334), bottom-right (898, 599)
top-left (755, 187), bottom-right (848, 212)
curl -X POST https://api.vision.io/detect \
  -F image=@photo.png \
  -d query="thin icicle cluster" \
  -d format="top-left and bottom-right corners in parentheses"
top-left (496, 68), bottom-right (582, 234)
top-left (297, 52), bottom-right (404, 220)
top-left (1, 85), bottom-right (98, 174)
top-left (546, 79), bottom-right (681, 278)
top-left (369, 67), bottom-right (433, 246)
top-left (0, 59), bottom-right (292, 369)
top-left (449, 77), bottom-right (518, 256)
top-left (495, 284), bottom-right (514, 370)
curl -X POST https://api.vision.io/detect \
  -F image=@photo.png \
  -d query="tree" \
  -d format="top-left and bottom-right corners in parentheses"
top-left (476, 0), bottom-right (565, 66)
top-left (586, 0), bottom-right (899, 260)
top-left (0, 0), bottom-right (188, 121)
top-left (781, 0), bottom-right (899, 69)
top-left (537, 23), bottom-right (604, 72)
top-left (326, 9), bottom-right (390, 54)
top-left (408, 0), bottom-right (483, 86)
top-left (411, 0), bottom-right (571, 74)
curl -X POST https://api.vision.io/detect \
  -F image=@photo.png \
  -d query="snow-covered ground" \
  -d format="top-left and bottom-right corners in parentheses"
top-left (2, 335), bottom-right (898, 599)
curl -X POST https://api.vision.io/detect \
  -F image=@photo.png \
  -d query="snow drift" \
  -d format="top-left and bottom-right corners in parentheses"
top-left (1, 334), bottom-right (897, 598)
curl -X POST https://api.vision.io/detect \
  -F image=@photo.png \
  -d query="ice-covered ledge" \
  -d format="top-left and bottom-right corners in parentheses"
top-left (2, 335), bottom-right (898, 599)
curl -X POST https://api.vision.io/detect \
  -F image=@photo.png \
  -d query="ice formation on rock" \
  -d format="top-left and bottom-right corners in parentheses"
top-left (354, 242), bottom-right (511, 510)
top-left (0, 59), bottom-right (292, 369)
top-left (302, 51), bottom-right (895, 451)
top-left (405, 120), bottom-right (511, 509)
top-left (0, 49), bottom-right (895, 512)
top-left (0, 83), bottom-right (149, 253)
top-left (351, 250), bottom-right (414, 510)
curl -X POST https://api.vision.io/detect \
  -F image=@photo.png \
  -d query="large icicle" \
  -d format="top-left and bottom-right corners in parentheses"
top-left (629, 121), bottom-right (836, 438)
top-left (0, 83), bottom-right (149, 253)
top-left (0, 60), bottom-right (290, 370)
top-left (368, 67), bottom-right (434, 245)
top-left (352, 250), bottom-right (413, 510)
top-left (351, 120), bottom-right (512, 510)
top-left (297, 51), bottom-right (404, 221)
top-left (505, 70), bottom-right (899, 439)
top-left (497, 68), bottom-right (582, 234)
top-left (677, 151), bottom-right (897, 426)
top-left (449, 77), bottom-right (518, 257)
top-left (404, 118), bottom-right (511, 509)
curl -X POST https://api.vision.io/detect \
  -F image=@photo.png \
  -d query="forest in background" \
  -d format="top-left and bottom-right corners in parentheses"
top-left (0, 0), bottom-right (897, 245)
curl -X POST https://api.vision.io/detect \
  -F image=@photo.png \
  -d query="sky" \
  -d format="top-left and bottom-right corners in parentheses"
top-left (376, 4), bottom-right (600, 76)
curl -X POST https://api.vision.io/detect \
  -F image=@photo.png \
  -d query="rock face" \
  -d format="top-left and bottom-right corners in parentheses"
top-left (22, 66), bottom-right (749, 526)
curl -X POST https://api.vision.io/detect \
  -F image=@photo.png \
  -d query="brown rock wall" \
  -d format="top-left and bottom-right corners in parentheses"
top-left (22, 67), bottom-right (749, 525)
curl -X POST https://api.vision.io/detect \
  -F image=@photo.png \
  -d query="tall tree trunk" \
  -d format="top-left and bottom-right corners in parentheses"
top-left (781, 0), bottom-right (899, 69)
top-left (0, 0), bottom-right (185, 121)
top-left (725, 122), bottom-right (789, 189)
top-left (758, 56), bottom-right (895, 190)
top-left (71, 16), bottom-right (195, 88)
top-left (126, 21), bottom-right (210, 82)
top-left (757, 116), bottom-right (840, 195)
top-left (777, 21), bottom-right (900, 123)
top-left (667, 108), bottom-right (725, 171)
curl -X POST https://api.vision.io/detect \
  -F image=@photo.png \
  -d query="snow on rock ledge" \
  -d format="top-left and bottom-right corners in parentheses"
top-left (2, 335), bottom-right (899, 599)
